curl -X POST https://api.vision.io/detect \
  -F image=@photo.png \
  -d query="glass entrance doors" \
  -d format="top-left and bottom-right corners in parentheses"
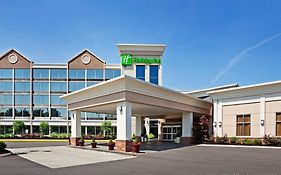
top-left (162, 125), bottom-right (181, 141)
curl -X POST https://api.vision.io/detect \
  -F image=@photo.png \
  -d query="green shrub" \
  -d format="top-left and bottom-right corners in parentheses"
top-left (50, 133), bottom-right (70, 139)
top-left (148, 133), bottom-right (155, 139)
top-left (229, 137), bottom-right (237, 144)
top-left (235, 138), bottom-right (242, 145)
top-left (39, 122), bottom-right (49, 135)
top-left (252, 139), bottom-right (260, 146)
top-left (13, 121), bottom-right (25, 134)
top-left (243, 139), bottom-right (253, 145)
top-left (0, 142), bottom-right (7, 152)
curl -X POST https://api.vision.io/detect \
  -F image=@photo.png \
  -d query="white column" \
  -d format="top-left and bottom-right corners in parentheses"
top-left (158, 119), bottom-right (162, 140)
top-left (182, 112), bottom-right (193, 137)
top-left (218, 100), bottom-right (223, 137)
top-left (85, 126), bottom-right (88, 135)
top-left (135, 117), bottom-right (142, 136)
top-left (145, 65), bottom-right (149, 82)
top-left (158, 63), bottom-right (162, 86)
top-left (131, 116), bottom-right (136, 135)
top-left (71, 110), bottom-right (81, 138)
top-left (116, 102), bottom-right (132, 140)
top-left (260, 97), bottom-right (265, 136)
top-left (213, 100), bottom-right (218, 137)
top-left (144, 118), bottom-right (150, 136)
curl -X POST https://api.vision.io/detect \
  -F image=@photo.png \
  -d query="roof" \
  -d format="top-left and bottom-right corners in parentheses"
top-left (117, 44), bottom-right (166, 53)
top-left (182, 84), bottom-right (239, 94)
top-left (61, 75), bottom-right (212, 115)
top-left (68, 49), bottom-right (106, 63)
top-left (0, 48), bottom-right (33, 63)
top-left (208, 80), bottom-right (281, 94)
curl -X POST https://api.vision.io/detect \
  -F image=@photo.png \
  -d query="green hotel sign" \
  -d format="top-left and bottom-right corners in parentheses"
top-left (121, 54), bottom-right (161, 66)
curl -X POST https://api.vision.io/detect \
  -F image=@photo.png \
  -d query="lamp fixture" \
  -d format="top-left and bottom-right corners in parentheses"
top-left (219, 122), bottom-right (222, 128)
top-left (261, 120), bottom-right (265, 126)
top-left (213, 122), bottom-right (217, 128)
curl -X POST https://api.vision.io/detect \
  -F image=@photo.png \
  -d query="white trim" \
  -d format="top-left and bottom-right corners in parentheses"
top-left (68, 49), bottom-right (105, 63)
top-left (209, 80), bottom-right (281, 94)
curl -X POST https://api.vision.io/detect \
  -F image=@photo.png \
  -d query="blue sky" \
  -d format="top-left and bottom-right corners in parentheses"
top-left (0, 0), bottom-right (281, 91)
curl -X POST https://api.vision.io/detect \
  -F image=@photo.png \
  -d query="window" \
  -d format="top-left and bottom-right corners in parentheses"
top-left (15, 69), bottom-right (30, 79)
top-left (33, 95), bottom-right (49, 106)
top-left (33, 108), bottom-right (49, 117)
top-left (15, 95), bottom-right (30, 105)
top-left (276, 113), bottom-right (281, 136)
top-left (149, 65), bottom-right (159, 85)
top-left (0, 108), bottom-right (13, 117)
top-left (51, 108), bottom-right (67, 118)
top-left (87, 112), bottom-right (104, 120)
top-left (50, 82), bottom-right (66, 92)
top-left (15, 108), bottom-right (30, 117)
top-left (0, 82), bottom-right (12, 92)
top-left (136, 65), bottom-right (145, 81)
top-left (87, 69), bottom-right (103, 80)
top-left (0, 94), bottom-right (13, 105)
top-left (33, 69), bottom-right (49, 79)
top-left (15, 82), bottom-right (30, 92)
top-left (33, 82), bottom-right (49, 92)
top-left (50, 69), bottom-right (67, 80)
top-left (69, 69), bottom-right (85, 80)
top-left (69, 82), bottom-right (85, 92)
top-left (236, 114), bottom-right (251, 136)
top-left (51, 95), bottom-right (65, 105)
top-left (105, 69), bottom-right (121, 80)
top-left (87, 82), bottom-right (97, 87)
top-left (0, 69), bottom-right (13, 79)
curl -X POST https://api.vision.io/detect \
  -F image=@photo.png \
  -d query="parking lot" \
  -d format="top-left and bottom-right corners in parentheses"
top-left (1, 142), bottom-right (281, 175)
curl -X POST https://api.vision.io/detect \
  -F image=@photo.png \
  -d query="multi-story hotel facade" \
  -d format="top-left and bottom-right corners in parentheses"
top-left (0, 48), bottom-right (121, 135)
top-left (1, 43), bottom-right (281, 151)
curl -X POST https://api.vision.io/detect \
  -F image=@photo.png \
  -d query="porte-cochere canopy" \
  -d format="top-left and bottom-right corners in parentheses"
top-left (60, 75), bottom-right (212, 152)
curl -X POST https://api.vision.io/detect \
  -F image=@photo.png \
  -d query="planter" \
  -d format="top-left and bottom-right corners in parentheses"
top-left (175, 137), bottom-right (181, 144)
top-left (91, 142), bottom-right (97, 148)
top-left (68, 138), bottom-right (71, 145)
top-left (79, 141), bottom-right (85, 146)
top-left (131, 143), bottom-right (141, 153)
top-left (108, 143), bottom-right (115, 150)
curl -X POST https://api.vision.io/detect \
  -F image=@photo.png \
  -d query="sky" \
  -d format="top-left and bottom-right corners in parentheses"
top-left (0, 0), bottom-right (281, 91)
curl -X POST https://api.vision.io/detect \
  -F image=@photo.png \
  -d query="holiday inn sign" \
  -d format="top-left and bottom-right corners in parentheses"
top-left (121, 54), bottom-right (161, 66)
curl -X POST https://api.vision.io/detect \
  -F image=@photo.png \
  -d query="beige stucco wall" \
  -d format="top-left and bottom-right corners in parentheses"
top-left (222, 102), bottom-right (260, 137)
top-left (265, 100), bottom-right (281, 136)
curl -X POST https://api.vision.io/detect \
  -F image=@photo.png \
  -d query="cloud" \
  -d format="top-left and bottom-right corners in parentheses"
top-left (209, 32), bottom-right (281, 86)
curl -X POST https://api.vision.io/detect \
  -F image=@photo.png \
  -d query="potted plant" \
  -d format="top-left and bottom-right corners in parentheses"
top-left (107, 139), bottom-right (115, 150)
top-left (91, 138), bottom-right (97, 148)
top-left (79, 136), bottom-right (85, 146)
top-left (131, 138), bottom-right (141, 153)
top-left (175, 132), bottom-right (181, 143)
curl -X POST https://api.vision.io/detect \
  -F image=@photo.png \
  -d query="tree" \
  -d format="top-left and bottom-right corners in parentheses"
top-left (192, 115), bottom-right (210, 144)
top-left (13, 121), bottom-right (25, 134)
top-left (39, 121), bottom-right (49, 135)
top-left (101, 121), bottom-right (112, 137)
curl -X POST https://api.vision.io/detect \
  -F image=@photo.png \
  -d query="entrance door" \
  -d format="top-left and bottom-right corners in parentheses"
top-left (162, 125), bottom-right (181, 141)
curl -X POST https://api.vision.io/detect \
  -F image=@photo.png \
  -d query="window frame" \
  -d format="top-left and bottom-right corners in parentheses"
top-left (236, 114), bottom-right (251, 136)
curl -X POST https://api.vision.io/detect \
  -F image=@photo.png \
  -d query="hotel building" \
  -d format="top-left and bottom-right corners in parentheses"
top-left (1, 43), bottom-right (281, 151)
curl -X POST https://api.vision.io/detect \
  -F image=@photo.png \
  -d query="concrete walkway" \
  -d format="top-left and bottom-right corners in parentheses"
top-left (8, 146), bottom-right (135, 169)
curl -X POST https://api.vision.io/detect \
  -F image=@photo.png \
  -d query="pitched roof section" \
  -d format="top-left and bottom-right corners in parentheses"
top-left (67, 49), bottom-right (106, 69)
top-left (0, 48), bottom-right (33, 63)
top-left (68, 49), bottom-right (105, 64)
top-left (0, 48), bottom-right (33, 68)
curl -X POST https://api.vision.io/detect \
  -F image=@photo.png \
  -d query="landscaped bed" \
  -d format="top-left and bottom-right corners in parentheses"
top-left (205, 135), bottom-right (281, 147)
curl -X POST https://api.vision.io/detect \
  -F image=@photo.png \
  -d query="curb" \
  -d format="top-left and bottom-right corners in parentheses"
top-left (198, 144), bottom-right (281, 149)
top-left (67, 145), bottom-right (140, 156)
top-left (0, 152), bottom-right (13, 157)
